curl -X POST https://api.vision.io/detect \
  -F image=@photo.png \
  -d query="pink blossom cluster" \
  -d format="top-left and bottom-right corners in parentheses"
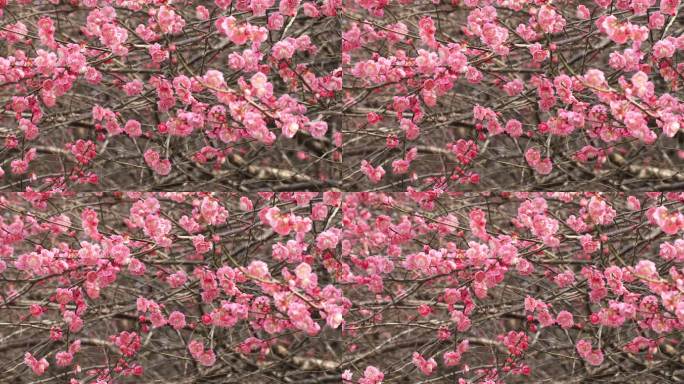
top-left (342, 0), bottom-right (684, 189)
top-left (1, 1), bottom-right (682, 190)
top-left (0, 0), bottom-right (341, 190)
top-left (188, 340), bottom-right (217, 367)
top-left (576, 339), bottom-right (605, 366)
top-left (0, 192), bottom-right (683, 383)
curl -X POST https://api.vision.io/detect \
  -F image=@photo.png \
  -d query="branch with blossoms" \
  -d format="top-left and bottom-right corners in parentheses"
top-left (341, 0), bottom-right (684, 190)
top-left (1, 1), bottom-right (683, 191)
top-left (1, 191), bottom-right (684, 383)
top-left (0, 1), bottom-right (341, 191)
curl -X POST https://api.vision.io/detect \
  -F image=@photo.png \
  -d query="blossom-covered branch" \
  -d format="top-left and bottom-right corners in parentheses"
top-left (1, 192), bottom-right (684, 383)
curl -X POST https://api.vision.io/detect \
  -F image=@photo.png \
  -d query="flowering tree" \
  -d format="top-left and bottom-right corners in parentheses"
top-left (342, 0), bottom-right (684, 189)
top-left (0, 1), bottom-right (341, 190)
top-left (1, 1), bottom-right (683, 190)
top-left (1, 192), bottom-right (684, 383)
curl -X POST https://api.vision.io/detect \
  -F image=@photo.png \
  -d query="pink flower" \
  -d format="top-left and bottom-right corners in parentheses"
top-left (584, 68), bottom-right (607, 88)
top-left (576, 339), bottom-right (593, 357)
top-left (18, 119), bottom-right (39, 141)
top-left (525, 148), bottom-right (553, 175)
top-left (661, 113), bottom-right (681, 138)
top-left (580, 234), bottom-right (599, 254)
top-left (157, 6), bottom-right (186, 35)
top-left (55, 351), bottom-right (73, 367)
top-left (100, 23), bottom-right (129, 56)
top-left (81, 208), bottom-right (101, 241)
top-left (197, 350), bottom-right (216, 366)
top-left (311, 203), bottom-right (328, 221)
top-left (653, 39), bottom-right (676, 59)
top-left (418, 16), bottom-right (437, 48)
top-left (11, 159), bottom-right (28, 175)
top-left (196, 5), bottom-right (210, 20)
top-left (294, 262), bottom-right (317, 288)
top-left (529, 43), bottom-right (549, 63)
top-left (451, 310), bottom-right (471, 332)
top-left (66, 140), bottom-right (97, 165)
top-left (110, 243), bottom-right (131, 265)
top-left (576, 4), bottom-right (591, 19)
top-left (249, 72), bottom-right (272, 99)
top-left (600, 16), bottom-right (629, 44)
top-left (400, 118), bottom-right (420, 140)
top-left (323, 303), bottom-right (344, 329)
top-left (481, 22), bottom-right (508, 48)
top-left (247, 260), bottom-right (271, 280)
top-left (37, 17), bottom-right (56, 48)
top-left (144, 149), bottom-right (172, 176)
top-left (215, 0), bottom-right (232, 10)
top-left (288, 302), bottom-right (320, 335)
top-left (279, 0), bottom-right (301, 16)
top-left (316, 229), bottom-right (340, 250)
top-left (443, 340), bottom-right (469, 366)
top-left (359, 365), bottom-right (384, 384)
top-left (307, 121), bottom-right (328, 139)
top-left (404, 251), bottom-right (430, 272)
top-left (168, 311), bottom-right (186, 330)
top-left (412, 352), bottom-right (437, 375)
top-left (649, 12), bottom-right (666, 29)
top-left (272, 39), bottom-right (296, 60)
top-left (503, 79), bottom-right (524, 96)
top-left (653, 206), bottom-right (683, 235)
top-left (468, 209), bottom-right (489, 242)
top-left (627, 196), bottom-right (641, 210)
top-left (148, 43), bottom-right (169, 63)
top-left (505, 119), bottom-right (523, 137)
top-left (167, 270), bottom-right (188, 288)
top-left (78, 241), bottom-right (100, 267)
top-left (188, 341), bottom-right (216, 366)
top-left (123, 80), bottom-right (143, 96)
top-left (265, 207), bottom-right (294, 236)
top-left (149, 308), bottom-right (166, 328)
top-left (268, 13), bottom-right (285, 30)
top-left (660, 239), bottom-right (684, 262)
top-left (124, 120), bottom-right (142, 137)
top-left (188, 340), bottom-right (205, 356)
top-left (200, 197), bottom-right (228, 226)
top-left (537, 5), bottom-right (566, 34)
top-left (69, 340), bottom-right (81, 355)
top-left (634, 259), bottom-right (658, 281)
top-left (24, 352), bottom-right (49, 375)
top-left (360, 160), bottom-right (385, 184)
top-left (587, 196), bottom-right (616, 225)
top-left (584, 349), bottom-right (604, 366)
top-left (215, 16), bottom-right (250, 45)
top-left (501, 331), bottom-right (529, 356)
top-left (554, 270), bottom-right (575, 288)
top-left (443, 351), bottom-right (461, 367)
top-left (252, 0), bottom-right (276, 16)
top-left (660, 0), bottom-right (680, 15)
top-left (556, 310), bottom-right (574, 329)
top-left (114, 331), bottom-right (142, 357)
top-left (537, 309), bottom-right (556, 327)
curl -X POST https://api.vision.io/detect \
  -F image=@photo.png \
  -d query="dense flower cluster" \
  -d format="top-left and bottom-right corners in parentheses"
top-left (1, 1), bottom-right (684, 383)
top-left (1, 192), bottom-right (684, 383)
top-left (342, 0), bottom-right (684, 189)
top-left (0, 1), bottom-right (682, 190)
top-left (0, 0), bottom-right (341, 190)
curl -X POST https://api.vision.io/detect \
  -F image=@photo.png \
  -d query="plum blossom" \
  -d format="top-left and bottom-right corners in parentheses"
top-left (24, 353), bottom-right (49, 376)
top-left (412, 352), bottom-right (437, 376)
